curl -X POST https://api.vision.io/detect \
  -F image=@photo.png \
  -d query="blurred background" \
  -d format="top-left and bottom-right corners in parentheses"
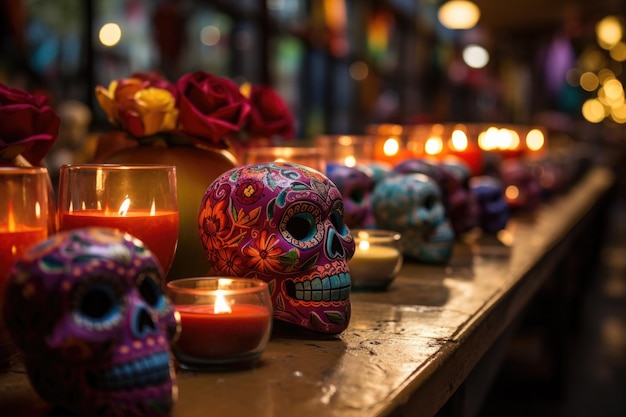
top-left (1, 0), bottom-right (625, 140)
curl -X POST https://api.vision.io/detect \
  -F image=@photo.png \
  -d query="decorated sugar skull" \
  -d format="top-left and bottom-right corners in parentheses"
top-left (499, 158), bottom-right (542, 211)
top-left (372, 173), bottom-right (454, 264)
top-left (199, 162), bottom-right (355, 335)
top-left (392, 158), bottom-right (453, 213)
top-left (326, 162), bottom-right (376, 229)
top-left (469, 176), bottom-right (509, 233)
top-left (438, 157), bottom-right (480, 235)
top-left (2, 227), bottom-right (179, 417)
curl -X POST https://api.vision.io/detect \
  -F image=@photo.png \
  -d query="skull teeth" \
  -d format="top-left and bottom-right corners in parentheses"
top-left (287, 273), bottom-right (351, 302)
top-left (87, 352), bottom-right (171, 391)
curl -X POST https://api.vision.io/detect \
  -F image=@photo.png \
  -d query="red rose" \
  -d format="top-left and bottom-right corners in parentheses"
top-left (176, 71), bottom-right (250, 145)
top-left (247, 85), bottom-right (295, 139)
top-left (0, 82), bottom-right (60, 165)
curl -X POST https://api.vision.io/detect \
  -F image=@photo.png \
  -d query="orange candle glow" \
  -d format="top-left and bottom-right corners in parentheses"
top-left (60, 204), bottom-right (178, 274)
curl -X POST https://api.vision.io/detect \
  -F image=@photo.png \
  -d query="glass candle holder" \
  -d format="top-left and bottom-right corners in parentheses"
top-left (57, 164), bottom-right (179, 278)
top-left (0, 167), bottom-right (50, 292)
top-left (242, 146), bottom-right (326, 173)
top-left (167, 277), bottom-right (273, 371)
top-left (348, 229), bottom-right (403, 291)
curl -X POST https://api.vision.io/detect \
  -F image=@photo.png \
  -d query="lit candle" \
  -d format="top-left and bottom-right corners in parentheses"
top-left (175, 297), bottom-right (271, 357)
top-left (167, 277), bottom-right (273, 371)
top-left (60, 198), bottom-right (178, 274)
top-left (348, 230), bottom-right (403, 290)
top-left (0, 201), bottom-right (47, 291)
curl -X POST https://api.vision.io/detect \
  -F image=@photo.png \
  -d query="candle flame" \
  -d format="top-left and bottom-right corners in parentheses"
top-left (118, 197), bottom-right (131, 216)
top-left (214, 290), bottom-right (232, 314)
top-left (359, 240), bottom-right (370, 251)
top-left (344, 155), bottom-right (356, 167)
top-left (383, 138), bottom-right (399, 157)
top-left (7, 200), bottom-right (15, 232)
top-left (35, 202), bottom-right (41, 219)
top-left (150, 199), bottom-right (156, 216)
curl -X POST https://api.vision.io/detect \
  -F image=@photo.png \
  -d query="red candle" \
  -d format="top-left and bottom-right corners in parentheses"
top-left (0, 225), bottom-right (47, 290)
top-left (175, 304), bottom-right (271, 357)
top-left (60, 210), bottom-right (179, 273)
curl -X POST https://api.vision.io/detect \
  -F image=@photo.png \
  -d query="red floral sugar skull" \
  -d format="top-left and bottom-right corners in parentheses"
top-left (2, 228), bottom-right (178, 417)
top-left (199, 162), bottom-right (355, 335)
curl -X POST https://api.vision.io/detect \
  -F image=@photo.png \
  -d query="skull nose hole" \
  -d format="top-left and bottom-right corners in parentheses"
top-left (134, 307), bottom-right (157, 339)
top-left (285, 280), bottom-right (296, 298)
top-left (327, 230), bottom-right (346, 259)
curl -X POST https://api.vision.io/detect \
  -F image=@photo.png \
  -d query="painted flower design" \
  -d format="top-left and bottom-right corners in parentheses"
top-left (243, 230), bottom-right (284, 274)
top-left (198, 199), bottom-right (230, 252)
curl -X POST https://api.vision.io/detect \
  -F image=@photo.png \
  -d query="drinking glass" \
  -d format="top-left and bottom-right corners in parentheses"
top-left (58, 164), bottom-right (179, 277)
top-left (243, 146), bottom-right (326, 173)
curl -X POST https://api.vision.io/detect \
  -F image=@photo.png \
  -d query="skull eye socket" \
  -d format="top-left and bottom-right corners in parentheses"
top-left (73, 279), bottom-right (123, 331)
top-left (330, 209), bottom-right (348, 236)
top-left (286, 212), bottom-right (316, 241)
top-left (348, 188), bottom-right (365, 204)
top-left (423, 194), bottom-right (437, 210)
top-left (137, 270), bottom-right (166, 312)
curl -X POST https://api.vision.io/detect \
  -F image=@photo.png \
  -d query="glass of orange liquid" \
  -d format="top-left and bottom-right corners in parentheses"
top-left (58, 164), bottom-right (179, 279)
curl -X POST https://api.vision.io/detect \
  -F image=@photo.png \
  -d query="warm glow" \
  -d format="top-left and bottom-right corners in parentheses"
top-left (596, 16), bottom-right (623, 50)
top-left (462, 44), bottom-right (489, 69)
top-left (505, 185), bottom-right (520, 201)
top-left (118, 198), bottom-right (131, 216)
top-left (610, 104), bottom-right (626, 123)
top-left (526, 129), bottom-right (545, 151)
top-left (450, 129), bottom-right (468, 151)
top-left (580, 72), bottom-right (600, 91)
top-left (437, 0), bottom-right (481, 30)
top-left (582, 98), bottom-right (607, 123)
top-left (344, 155), bottom-right (356, 167)
top-left (383, 138), bottom-right (400, 157)
top-left (478, 127), bottom-right (499, 151)
top-left (150, 200), bottom-right (156, 216)
top-left (99, 23), bottom-right (122, 47)
top-left (602, 79), bottom-right (624, 106)
top-left (213, 290), bottom-right (232, 314)
top-left (358, 240), bottom-right (370, 251)
top-left (610, 42), bottom-right (626, 62)
top-left (7, 201), bottom-right (15, 232)
top-left (35, 202), bottom-right (42, 219)
top-left (425, 136), bottom-right (444, 155)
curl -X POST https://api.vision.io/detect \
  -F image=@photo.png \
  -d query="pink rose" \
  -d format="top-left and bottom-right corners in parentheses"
top-left (0, 82), bottom-right (60, 165)
top-left (247, 85), bottom-right (295, 139)
top-left (176, 71), bottom-right (250, 145)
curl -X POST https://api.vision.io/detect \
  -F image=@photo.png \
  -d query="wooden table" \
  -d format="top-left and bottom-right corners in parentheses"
top-left (0, 166), bottom-right (615, 417)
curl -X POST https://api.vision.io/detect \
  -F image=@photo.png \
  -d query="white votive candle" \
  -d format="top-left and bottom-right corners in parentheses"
top-left (349, 230), bottom-right (403, 290)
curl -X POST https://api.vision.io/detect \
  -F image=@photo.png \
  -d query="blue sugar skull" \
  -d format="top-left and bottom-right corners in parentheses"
top-left (372, 173), bottom-right (454, 264)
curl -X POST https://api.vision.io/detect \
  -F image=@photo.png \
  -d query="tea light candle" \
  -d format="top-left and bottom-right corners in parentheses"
top-left (348, 229), bottom-right (403, 290)
top-left (60, 199), bottom-right (178, 275)
top-left (167, 277), bottom-right (272, 371)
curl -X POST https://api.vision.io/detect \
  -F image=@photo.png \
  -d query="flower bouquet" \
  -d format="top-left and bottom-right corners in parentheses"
top-left (93, 70), bottom-right (295, 280)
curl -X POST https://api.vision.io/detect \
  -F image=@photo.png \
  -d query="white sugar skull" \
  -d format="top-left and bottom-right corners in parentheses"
top-left (325, 163), bottom-right (376, 229)
top-left (469, 176), bottom-right (509, 233)
top-left (372, 173), bottom-right (454, 264)
top-left (2, 228), bottom-right (179, 417)
top-left (199, 162), bottom-right (355, 335)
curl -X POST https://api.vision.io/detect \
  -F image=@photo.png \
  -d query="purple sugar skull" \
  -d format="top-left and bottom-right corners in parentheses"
top-left (2, 227), bottom-right (179, 417)
top-left (199, 162), bottom-right (355, 335)
top-left (326, 163), bottom-right (376, 229)
top-left (372, 173), bottom-right (455, 264)
top-left (438, 157), bottom-right (480, 235)
top-left (469, 175), bottom-right (509, 233)
top-left (499, 159), bottom-right (542, 211)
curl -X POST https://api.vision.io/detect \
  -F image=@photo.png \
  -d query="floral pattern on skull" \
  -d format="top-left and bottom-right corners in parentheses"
top-left (372, 173), bottom-right (454, 264)
top-left (199, 162), bottom-right (355, 335)
top-left (2, 227), bottom-right (179, 417)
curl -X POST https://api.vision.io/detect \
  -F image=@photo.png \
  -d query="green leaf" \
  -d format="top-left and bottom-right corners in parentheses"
top-left (324, 311), bottom-right (347, 324)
